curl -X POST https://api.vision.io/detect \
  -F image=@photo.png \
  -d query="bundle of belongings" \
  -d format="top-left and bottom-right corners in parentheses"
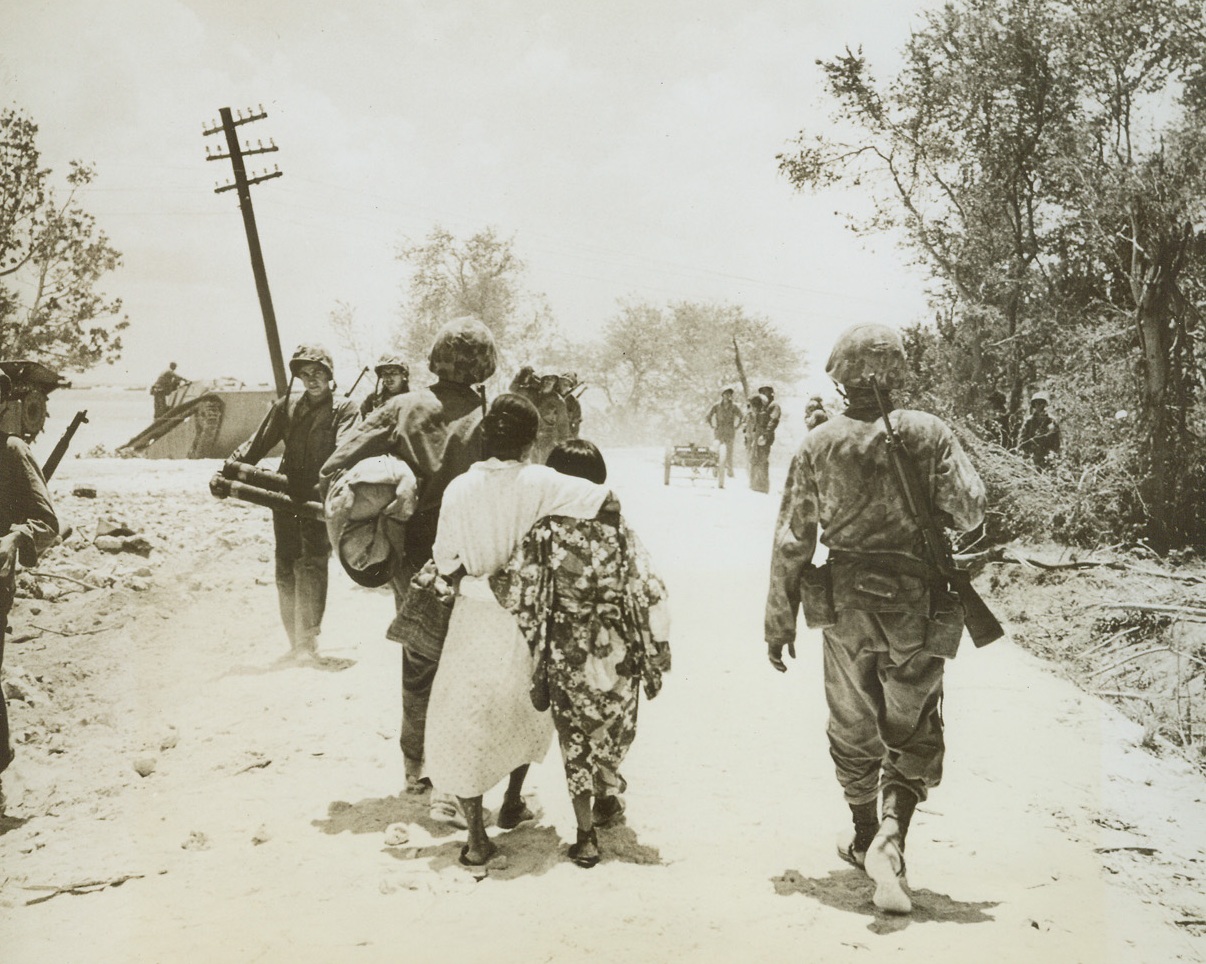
top-left (324, 455), bottom-right (418, 587)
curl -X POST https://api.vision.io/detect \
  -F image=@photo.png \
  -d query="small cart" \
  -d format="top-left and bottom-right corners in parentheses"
top-left (663, 443), bottom-right (724, 488)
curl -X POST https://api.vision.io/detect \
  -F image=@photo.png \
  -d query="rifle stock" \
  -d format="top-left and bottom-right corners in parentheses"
top-left (870, 377), bottom-right (1004, 648)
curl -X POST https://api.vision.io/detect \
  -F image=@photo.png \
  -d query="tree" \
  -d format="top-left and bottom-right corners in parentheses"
top-left (779, 0), bottom-right (1206, 549)
top-left (0, 107), bottom-right (126, 370)
top-left (394, 225), bottom-right (559, 381)
top-left (580, 298), bottom-right (804, 440)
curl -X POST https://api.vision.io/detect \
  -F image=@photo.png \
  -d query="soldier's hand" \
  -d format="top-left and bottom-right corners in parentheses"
top-left (767, 639), bottom-right (795, 673)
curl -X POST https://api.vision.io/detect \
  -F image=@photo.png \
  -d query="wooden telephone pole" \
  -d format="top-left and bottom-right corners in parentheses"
top-left (203, 105), bottom-right (288, 396)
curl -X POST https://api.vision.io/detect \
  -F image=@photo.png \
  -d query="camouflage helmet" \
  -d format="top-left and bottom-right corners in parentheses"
top-left (374, 353), bottom-right (409, 378)
top-left (825, 324), bottom-right (907, 389)
top-left (1030, 390), bottom-right (1050, 405)
top-left (428, 316), bottom-right (497, 384)
top-left (289, 343), bottom-right (334, 379)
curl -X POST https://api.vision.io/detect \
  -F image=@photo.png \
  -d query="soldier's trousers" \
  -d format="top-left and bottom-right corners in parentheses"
top-left (822, 609), bottom-right (945, 806)
top-left (272, 512), bottom-right (330, 653)
top-left (1, 612), bottom-right (12, 775)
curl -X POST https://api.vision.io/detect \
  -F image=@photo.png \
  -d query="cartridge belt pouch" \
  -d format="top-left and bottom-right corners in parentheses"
top-left (799, 562), bottom-right (836, 628)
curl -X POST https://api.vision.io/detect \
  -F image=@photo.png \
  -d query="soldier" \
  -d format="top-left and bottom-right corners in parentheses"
top-left (804, 394), bottom-right (830, 431)
top-left (320, 316), bottom-right (497, 799)
top-left (360, 354), bottom-right (410, 418)
top-left (557, 373), bottom-right (583, 438)
top-left (0, 370), bottom-right (60, 814)
top-left (705, 387), bottom-right (743, 478)
top-left (745, 394), bottom-right (771, 493)
top-left (233, 344), bottom-right (358, 662)
top-left (150, 362), bottom-right (189, 419)
top-left (759, 385), bottom-right (782, 446)
top-left (531, 373), bottom-right (571, 464)
top-left (1018, 391), bottom-right (1060, 469)
top-left (764, 324), bottom-right (985, 914)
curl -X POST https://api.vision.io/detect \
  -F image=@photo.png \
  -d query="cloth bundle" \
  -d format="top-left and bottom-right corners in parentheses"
top-left (323, 455), bottom-right (418, 587)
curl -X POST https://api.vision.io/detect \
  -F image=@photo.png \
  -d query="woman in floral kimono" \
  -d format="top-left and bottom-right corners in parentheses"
top-left (493, 439), bottom-right (671, 868)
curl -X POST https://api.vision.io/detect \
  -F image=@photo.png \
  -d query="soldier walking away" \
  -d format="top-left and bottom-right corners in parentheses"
top-left (759, 385), bottom-right (782, 447)
top-left (320, 316), bottom-right (497, 801)
top-left (705, 387), bottom-right (743, 478)
top-left (232, 345), bottom-right (358, 663)
top-left (745, 394), bottom-right (771, 493)
top-left (1018, 391), bottom-right (1060, 469)
top-left (764, 324), bottom-right (986, 914)
top-left (360, 354), bottom-right (410, 418)
top-left (150, 362), bottom-right (189, 419)
top-left (0, 370), bottom-right (60, 814)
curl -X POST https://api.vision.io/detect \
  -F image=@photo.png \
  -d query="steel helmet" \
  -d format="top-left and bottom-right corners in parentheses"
top-left (428, 316), bottom-right (498, 384)
top-left (289, 343), bottom-right (334, 379)
top-left (825, 324), bottom-right (907, 389)
top-left (374, 353), bottom-right (409, 378)
top-left (1030, 390), bottom-right (1050, 405)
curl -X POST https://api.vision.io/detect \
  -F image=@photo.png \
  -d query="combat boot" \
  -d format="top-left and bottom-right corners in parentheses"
top-left (837, 800), bottom-right (878, 870)
top-left (864, 786), bottom-right (917, 914)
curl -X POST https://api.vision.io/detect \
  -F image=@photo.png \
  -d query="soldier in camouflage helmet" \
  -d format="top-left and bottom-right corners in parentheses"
top-left (1018, 390), bottom-right (1060, 469)
top-left (234, 343), bottom-right (359, 663)
top-left (321, 316), bottom-right (497, 804)
top-left (361, 353), bottom-right (411, 418)
top-left (764, 323), bottom-right (985, 914)
top-left (428, 316), bottom-right (498, 385)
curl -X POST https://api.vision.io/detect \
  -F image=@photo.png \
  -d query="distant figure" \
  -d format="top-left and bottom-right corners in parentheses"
top-left (532, 373), bottom-right (571, 464)
top-left (558, 373), bottom-right (583, 437)
top-left (759, 385), bottom-right (782, 447)
top-left (0, 369), bottom-right (60, 815)
top-left (985, 390), bottom-right (1014, 448)
top-left (745, 394), bottom-right (771, 493)
top-left (361, 354), bottom-right (410, 418)
top-left (1019, 391), bottom-right (1061, 469)
top-left (150, 362), bottom-right (188, 418)
top-left (705, 387), bottom-right (743, 478)
top-left (804, 394), bottom-right (830, 431)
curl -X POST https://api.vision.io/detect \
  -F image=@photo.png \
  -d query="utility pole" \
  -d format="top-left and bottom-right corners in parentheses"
top-left (203, 105), bottom-right (288, 396)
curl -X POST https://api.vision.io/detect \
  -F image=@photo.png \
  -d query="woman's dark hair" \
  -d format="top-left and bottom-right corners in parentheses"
top-left (482, 392), bottom-right (539, 459)
top-left (546, 438), bottom-right (607, 483)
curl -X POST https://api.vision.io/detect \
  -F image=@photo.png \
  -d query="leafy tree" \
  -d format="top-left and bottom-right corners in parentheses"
top-left (0, 107), bottom-right (126, 370)
top-left (779, 0), bottom-right (1206, 549)
top-left (394, 225), bottom-right (559, 381)
top-left (580, 298), bottom-right (804, 440)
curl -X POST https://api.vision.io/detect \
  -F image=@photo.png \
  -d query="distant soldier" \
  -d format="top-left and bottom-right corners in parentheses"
top-left (804, 394), bottom-right (830, 431)
top-left (745, 394), bottom-right (771, 493)
top-left (558, 373), bottom-right (583, 438)
top-left (1018, 391), bottom-right (1060, 469)
top-left (759, 385), bottom-right (782, 446)
top-left (233, 344), bottom-right (358, 662)
top-left (150, 362), bottom-right (188, 418)
top-left (0, 370), bottom-right (60, 814)
top-left (764, 324), bottom-right (985, 915)
top-left (361, 354), bottom-right (410, 418)
top-left (531, 373), bottom-right (571, 464)
top-left (705, 387), bottom-right (743, 478)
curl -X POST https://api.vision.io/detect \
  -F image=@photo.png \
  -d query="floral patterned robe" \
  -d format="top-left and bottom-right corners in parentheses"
top-left (492, 503), bottom-right (670, 798)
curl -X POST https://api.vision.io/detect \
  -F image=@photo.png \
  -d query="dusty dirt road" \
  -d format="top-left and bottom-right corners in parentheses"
top-left (2, 451), bottom-right (1205, 962)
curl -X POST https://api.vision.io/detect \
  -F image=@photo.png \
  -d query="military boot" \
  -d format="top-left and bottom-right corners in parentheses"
top-left (864, 786), bottom-right (917, 914)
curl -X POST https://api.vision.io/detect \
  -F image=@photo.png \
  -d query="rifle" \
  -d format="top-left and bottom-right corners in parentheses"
top-left (345, 366), bottom-right (371, 398)
top-left (42, 410), bottom-right (89, 480)
top-left (870, 376), bottom-right (1004, 648)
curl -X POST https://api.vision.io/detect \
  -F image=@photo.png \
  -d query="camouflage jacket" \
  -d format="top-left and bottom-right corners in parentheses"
top-left (764, 409), bottom-right (985, 644)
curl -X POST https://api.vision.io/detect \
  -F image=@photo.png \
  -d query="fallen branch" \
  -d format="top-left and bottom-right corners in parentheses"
top-left (24, 873), bottom-right (144, 905)
top-left (1093, 690), bottom-right (1152, 702)
top-left (29, 623), bottom-right (115, 638)
top-left (1094, 602), bottom-right (1206, 618)
top-left (31, 571), bottom-right (104, 591)
top-left (1090, 646), bottom-right (1206, 677)
top-left (1080, 626), bottom-right (1141, 660)
top-left (1094, 846), bottom-right (1157, 856)
top-left (236, 758), bottom-right (272, 774)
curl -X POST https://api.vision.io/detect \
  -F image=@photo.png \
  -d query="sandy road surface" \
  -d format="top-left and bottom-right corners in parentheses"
top-left (2, 450), bottom-right (1205, 962)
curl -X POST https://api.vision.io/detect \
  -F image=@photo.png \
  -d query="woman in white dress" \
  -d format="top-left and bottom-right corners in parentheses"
top-left (425, 393), bottom-right (611, 865)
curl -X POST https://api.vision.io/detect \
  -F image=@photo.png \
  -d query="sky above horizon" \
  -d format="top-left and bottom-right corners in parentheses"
top-left (2, 0), bottom-right (937, 391)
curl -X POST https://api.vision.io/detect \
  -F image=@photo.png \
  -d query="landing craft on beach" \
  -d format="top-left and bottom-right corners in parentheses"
top-left (117, 378), bottom-right (281, 460)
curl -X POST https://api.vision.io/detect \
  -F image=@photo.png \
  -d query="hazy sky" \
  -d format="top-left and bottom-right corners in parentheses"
top-left (2, 0), bottom-right (936, 389)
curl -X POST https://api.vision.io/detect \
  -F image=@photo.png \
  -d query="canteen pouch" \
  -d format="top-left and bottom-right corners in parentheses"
top-left (799, 563), bottom-right (836, 629)
top-left (924, 588), bottom-right (966, 659)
